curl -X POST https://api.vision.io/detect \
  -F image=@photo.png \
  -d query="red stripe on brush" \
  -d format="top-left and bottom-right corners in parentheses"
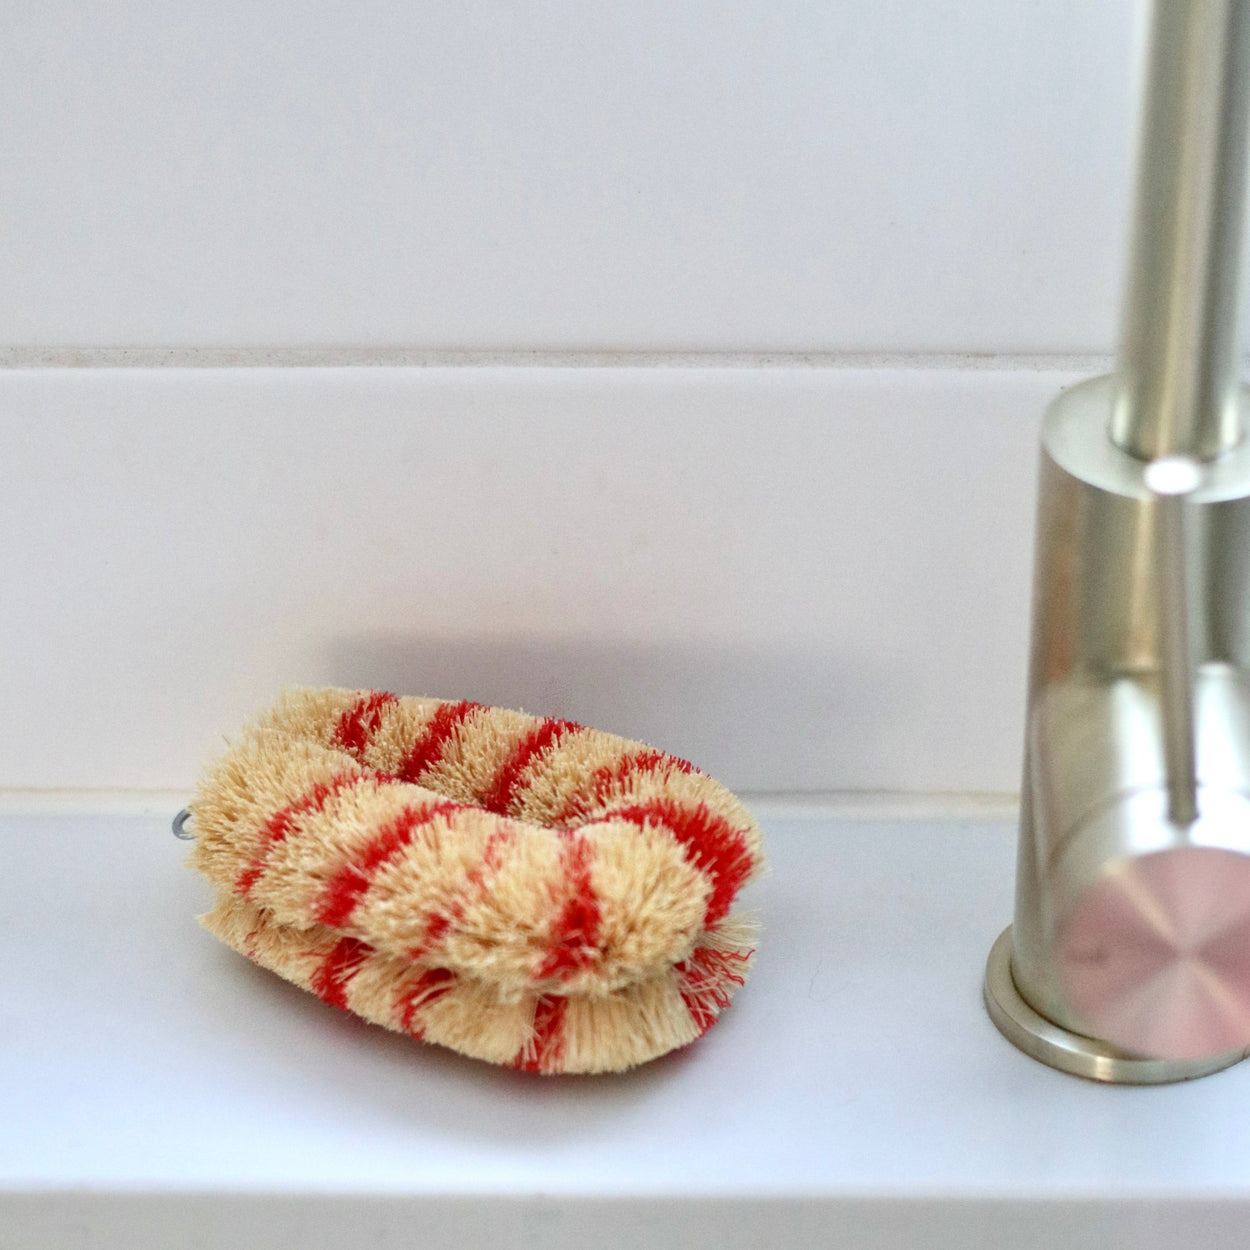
top-left (396, 700), bottom-right (482, 783)
top-left (679, 985), bottom-right (718, 1037)
top-left (396, 966), bottom-right (456, 1036)
top-left (594, 799), bottom-right (754, 926)
top-left (234, 771), bottom-right (365, 898)
top-left (555, 747), bottom-right (696, 825)
top-left (411, 913), bottom-right (450, 961)
top-left (311, 800), bottom-right (468, 928)
top-left (675, 945), bottom-right (752, 1037)
top-left (512, 995), bottom-right (568, 1073)
top-left (480, 717), bottom-right (579, 814)
top-left (332, 691), bottom-right (399, 756)
top-left (532, 833), bottom-right (602, 981)
top-left (407, 826), bottom-right (516, 960)
top-left (310, 936), bottom-right (375, 1010)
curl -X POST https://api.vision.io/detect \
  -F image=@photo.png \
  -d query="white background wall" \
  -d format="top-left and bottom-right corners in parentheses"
top-left (2, 1), bottom-right (1139, 353)
top-left (0, 2), bottom-right (1146, 795)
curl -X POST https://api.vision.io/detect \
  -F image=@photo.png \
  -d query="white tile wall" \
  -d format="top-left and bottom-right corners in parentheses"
top-left (1, 6), bottom-right (1158, 794)
top-left (0, 366), bottom-right (1067, 793)
top-left (2, 0), bottom-right (1137, 352)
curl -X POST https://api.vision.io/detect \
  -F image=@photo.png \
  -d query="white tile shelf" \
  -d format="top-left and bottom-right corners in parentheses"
top-left (5, 807), bottom-right (1250, 1249)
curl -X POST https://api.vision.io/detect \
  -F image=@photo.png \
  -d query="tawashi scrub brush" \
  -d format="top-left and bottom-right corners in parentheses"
top-left (185, 688), bottom-right (765, 1074)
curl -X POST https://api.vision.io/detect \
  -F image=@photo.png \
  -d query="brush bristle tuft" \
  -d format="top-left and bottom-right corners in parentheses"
top-left (189, 687), bottom-right (764, 1074)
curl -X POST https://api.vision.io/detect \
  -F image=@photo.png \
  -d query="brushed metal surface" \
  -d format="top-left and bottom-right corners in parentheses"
top-left (989, 0), bottom-right (1250, 1081)
top-left (1056, 847), bottom-right (1250, 1059)
top-left (1113, 0), bottom-right (1250, 460)
top-left (1146, 457), bottom-right (1203, 824)
top-left (1007, 386), bottom-right (1250, 1056)
top-left (985, 928), bottom-right (1249, 1083)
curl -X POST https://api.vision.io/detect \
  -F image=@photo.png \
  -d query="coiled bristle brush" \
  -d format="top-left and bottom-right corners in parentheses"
top-left (186, 688), bottom-right (765, 1074)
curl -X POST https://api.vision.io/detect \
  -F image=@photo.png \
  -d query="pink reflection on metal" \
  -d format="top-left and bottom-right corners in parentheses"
top-left (1058, 847), bottom-right (1250, 1061)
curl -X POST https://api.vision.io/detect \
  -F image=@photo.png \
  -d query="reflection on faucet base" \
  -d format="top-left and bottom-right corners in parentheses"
top-left (995, 375), bottom-right (1250, 1081)
top-left (991, 1), bottom-right (1250, 1084)
top-left (984, 928), bottom-right (1250, 1084)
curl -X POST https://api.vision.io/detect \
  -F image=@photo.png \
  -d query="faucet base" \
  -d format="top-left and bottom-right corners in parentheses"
top-left (984, 928), bottom-right (1249, 1084)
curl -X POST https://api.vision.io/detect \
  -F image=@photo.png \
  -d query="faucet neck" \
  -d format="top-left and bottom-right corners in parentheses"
top-left (1113, 0), bottom-right (1250, 462)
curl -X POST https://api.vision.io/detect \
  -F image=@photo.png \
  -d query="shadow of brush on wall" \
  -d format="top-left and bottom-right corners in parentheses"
top-left (325, 633), bottom-right (901, 793)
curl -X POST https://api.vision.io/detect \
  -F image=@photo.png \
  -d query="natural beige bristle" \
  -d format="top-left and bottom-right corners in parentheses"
top-left (189, 687), bottom-right (764, 1073)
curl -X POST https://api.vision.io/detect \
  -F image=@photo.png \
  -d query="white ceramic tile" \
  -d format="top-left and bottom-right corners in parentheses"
top-left (0, 365), bottom-right (1067, 792)
top-left (0, 0), bottom-right (1137, 352)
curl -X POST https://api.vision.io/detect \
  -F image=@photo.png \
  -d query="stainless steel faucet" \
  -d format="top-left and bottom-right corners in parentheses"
top-left (984, 0), bottom-right (1250, 1083)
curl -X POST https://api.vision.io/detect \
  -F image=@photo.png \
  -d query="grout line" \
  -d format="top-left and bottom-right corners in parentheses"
top-left (0, 787), bottom-right (1019, 821)
top-left (0, 789), bottom-right (191, 816)
top-left (0, 346), bottom-right (1112, 372)
top-left (741, 791), bottom-right (1019, 822)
